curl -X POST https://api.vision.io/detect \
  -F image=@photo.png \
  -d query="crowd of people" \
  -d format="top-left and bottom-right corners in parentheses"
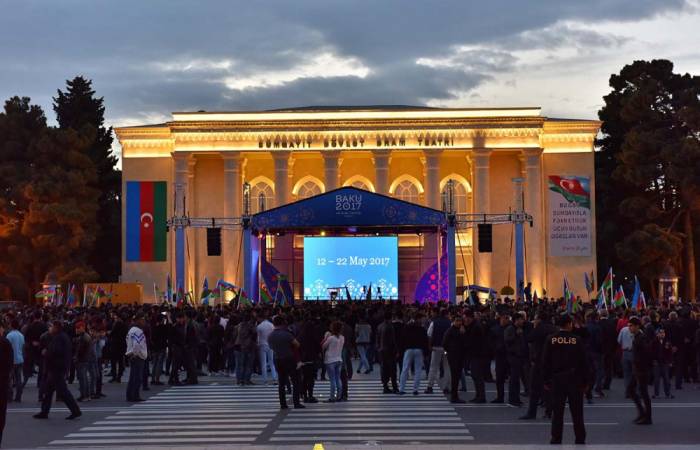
top-left (1, 297), bottom-right (700, 445)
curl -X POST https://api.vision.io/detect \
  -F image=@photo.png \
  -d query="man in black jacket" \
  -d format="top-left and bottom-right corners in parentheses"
top-left (442, 313), bottom-right (466, 403)
top-left (542, 314), bottom-right (588, 445)
top-left (464, 310), bottom-right (487, 403)
top-left (377, 311), bottom-right (398, 393)
top-left (628, 317), bottom-right (652, 425)
top-left (425, 308), bottom-right (451, 394)
top-left (108, 313), bottom-right (128, 383)
top-left (34, 321), bottom-right (81, 420)
top-left (521, 311), bottom-right (557, 419)
top-left (490, 314), bottom-right (510, 403)
top-left (504, 312), bottom-right (528, 406)
top-left (0, 320), bottom-right (13, 446)
top-left (398, 313), bottom-right (428, 395)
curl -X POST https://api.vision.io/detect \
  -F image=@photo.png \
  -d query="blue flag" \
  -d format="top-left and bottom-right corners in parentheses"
top-left (631, 276), bottom-right (641, 310)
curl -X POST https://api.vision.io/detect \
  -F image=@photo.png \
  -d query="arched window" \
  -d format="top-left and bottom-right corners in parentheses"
top-left (342, 175), bottom-right (375, 192)
top-left (295, 178), bottom-right (324, 199)
top-left (250, 181), bottom-right (274, 214)
top-left (441, 179), bottom-right (469, 213)
top-left (393, 179), bottom-right (420, 203)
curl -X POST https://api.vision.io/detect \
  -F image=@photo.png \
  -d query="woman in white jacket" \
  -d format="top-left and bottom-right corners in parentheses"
top-left (322, 321), bottom-right (345, 402)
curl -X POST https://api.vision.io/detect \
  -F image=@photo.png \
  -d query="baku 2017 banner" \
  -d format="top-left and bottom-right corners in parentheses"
top-left (547, 175), bottom-right (591, 257)
top-left (126, 181), bottom-right (167, 261)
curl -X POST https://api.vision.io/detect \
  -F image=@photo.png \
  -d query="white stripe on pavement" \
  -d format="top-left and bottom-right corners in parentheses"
top-left (50, 437), bottom-right (255, 445)
top-left (269, 435), bottom-right (475, 441)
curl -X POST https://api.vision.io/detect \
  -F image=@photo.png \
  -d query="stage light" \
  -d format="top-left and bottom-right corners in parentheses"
top-left (375, 232), bottom-right (380, 236)
top-left (320, 230), bottom-right (326, 236)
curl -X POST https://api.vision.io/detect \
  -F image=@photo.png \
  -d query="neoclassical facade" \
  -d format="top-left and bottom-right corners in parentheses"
top-left (116, 106), bottom-right (600, 302)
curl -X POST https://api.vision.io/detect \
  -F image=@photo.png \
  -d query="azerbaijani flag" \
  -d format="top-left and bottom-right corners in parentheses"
top-left (260, 284), bottom-right (273, 304)
top-left (126, 181), bottom-right (167, 261)
top-left (597, 287), bottom-right (607, 311)
top-left (614, 286), bottom-right (627, 308)
top-left (547, 176), bottom-right (591, 209)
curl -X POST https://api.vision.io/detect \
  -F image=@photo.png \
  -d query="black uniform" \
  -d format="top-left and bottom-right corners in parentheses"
top-left (628, 330), bottom-right (652, 424)
top-left (542, 329), bottom-right (588, 444)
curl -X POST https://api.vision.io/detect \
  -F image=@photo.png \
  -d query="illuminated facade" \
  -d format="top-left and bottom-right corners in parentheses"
top-left (115, 106), bottom-right (600, 302)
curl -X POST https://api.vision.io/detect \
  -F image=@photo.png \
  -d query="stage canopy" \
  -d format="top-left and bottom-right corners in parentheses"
top-left (250, 186), bottom-right (447, 232)
top-left (243, 186), bottom-right (456, 303)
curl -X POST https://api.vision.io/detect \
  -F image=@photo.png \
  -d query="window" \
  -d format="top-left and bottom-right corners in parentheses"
top-left (297, 180), bottom-right (322, 199)
top-left (441, 179), bottom-right (469, 213)
top-left (250, 181), bottom-right (274, 214)
top-left (394, 179), bottom-right (420, 203)
top-left (350, 180), bottom-right (370, 190)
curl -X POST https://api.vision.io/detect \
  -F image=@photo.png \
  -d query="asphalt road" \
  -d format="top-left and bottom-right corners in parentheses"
top-left (4, 367), bottom-right (700, 449)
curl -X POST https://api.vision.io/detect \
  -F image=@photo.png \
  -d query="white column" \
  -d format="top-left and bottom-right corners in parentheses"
top-left (523, 148), bottom-right (545, 293)
top-left (423, 149), bottom-right (442, 209)
top-left (223, 153), bottom-right (242, 284)
top-left (272, 151), bottom-right (291, 207)
top-left (323, 151), bottom-right (341, 191)
top-left (173, 154), bottom-right (189, 292)
top-left (187, 159), bottom-right (197, 293)
top-left (372, 149), bottom-right (391, 194)
top-left (472, 148), bottom-right (492, 288)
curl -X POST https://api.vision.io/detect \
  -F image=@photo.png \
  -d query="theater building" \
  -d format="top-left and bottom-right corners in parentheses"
top-left (115, 106), bottom-right (600, 302)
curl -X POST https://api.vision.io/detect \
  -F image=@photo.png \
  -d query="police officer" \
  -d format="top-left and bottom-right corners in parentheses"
top-left (542, 314), bottom-right (587, 445)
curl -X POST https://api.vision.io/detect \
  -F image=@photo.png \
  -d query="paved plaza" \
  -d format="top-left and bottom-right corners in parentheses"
top-left (4, 370), bottom-right (700, 449)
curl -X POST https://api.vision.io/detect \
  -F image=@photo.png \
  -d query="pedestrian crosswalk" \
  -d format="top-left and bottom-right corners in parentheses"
top-left (49, 378), bottom-right (472, 446)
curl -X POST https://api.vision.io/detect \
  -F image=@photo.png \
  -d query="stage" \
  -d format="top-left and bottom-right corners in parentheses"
top-left (241, 186), bottom-right (456, 303)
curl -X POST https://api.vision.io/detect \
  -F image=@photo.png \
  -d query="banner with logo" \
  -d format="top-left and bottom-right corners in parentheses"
top-left (547, 175), bottom-right (591, 257)
top-left (126, 181), bottom-right (167, 261)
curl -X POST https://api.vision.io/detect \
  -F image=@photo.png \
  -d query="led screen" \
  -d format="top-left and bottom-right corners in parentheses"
top-left (303, 236), bottom-right (398, 300)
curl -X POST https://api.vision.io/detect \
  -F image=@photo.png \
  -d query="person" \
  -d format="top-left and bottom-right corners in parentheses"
top-left (235, 312), bottom-right (257, 385)
top-left (169, 312), bottom-right (187, 386)
top-left (322, 321), bottom-right (345, 402)
top-left (108, 313), bottom-right (128, 383)
top-left (521, 311), bottom-right (557, 420)
top-left (398, 312), bottom-right (428, 395)
top-left (464, 310), bottom-right (487, 403)
top-left (257, 311), bottom-right (277, 385)
top-left (617, 318), bottom-right (635, 394)
top-left (297, 313), bottom-right (321, 403)
top-left (355, 316), bottom-right (372, 374)
top-left (0, 320), bottom-right (13, 446)
top-left (504, 312), bottom-right (528, 406)
top-left (627, 317), bottom-right (652, 425)
top-left (585, 311), bottom-right (605, 398)
top-left (541, 314), bottom-right (587, 445)
top-left (490, 313), bottom-right (510, 403)
top-left (126, 315), bottom-right (148, 402)
top-left (150, 312), bottom-right (169, 385)
top-left (442, 313), bottom-right (466, 403)
top-left (650, 327), bottom-right (673, 399)
top-left (377, 311), bottom-right (398, 393)
top-left (268, 315), bottom-right (304, 409)
top-left (6, 319), bottom-right (25, 403)
top-left (34, 321), bottom-right (82, 420)
top-left (74, 321), bottom-right (95, 402)
top-left (425, 308), bottom-right (451, 394)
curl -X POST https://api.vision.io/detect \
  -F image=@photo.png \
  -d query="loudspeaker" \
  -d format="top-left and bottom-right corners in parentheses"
top-left (206, 227), bottom-right (222, 256)
top-left (477, 223), bottom-right (492, 253)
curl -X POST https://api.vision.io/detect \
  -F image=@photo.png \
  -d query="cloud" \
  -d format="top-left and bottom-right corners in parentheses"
top-left (0, 0), bottom-right (696, 131)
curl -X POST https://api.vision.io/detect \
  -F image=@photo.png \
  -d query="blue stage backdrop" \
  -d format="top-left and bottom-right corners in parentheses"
top-left (303, 236), bottom-right (398, 300)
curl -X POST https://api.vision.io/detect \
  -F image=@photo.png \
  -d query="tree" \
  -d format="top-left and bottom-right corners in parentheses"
top-left (22, 127), bottom-right (100, 288)
top-left (0, 97), bottom-right (48, 299)
top-left (597, 60), bottom-right (700, 300)
top-left (54, 76), bottom-right (121, 282)
top-left (0, 97), bottom-right (100, 300)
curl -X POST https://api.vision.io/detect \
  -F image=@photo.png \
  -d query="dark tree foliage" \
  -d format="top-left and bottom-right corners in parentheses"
top-left (54, 76), bottom-right (121, 282)
top-left (0, 97), bottom-right (99, 300)
top-left (597, 60), bottom-right (700, 299)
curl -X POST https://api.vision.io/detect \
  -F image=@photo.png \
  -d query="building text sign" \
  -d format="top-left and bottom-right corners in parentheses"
top-left (547, 175), bottom-right (591, 257)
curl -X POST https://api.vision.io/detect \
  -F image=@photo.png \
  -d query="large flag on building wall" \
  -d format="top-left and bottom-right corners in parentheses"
top-left (126, 181), bottom-right (167, 261)
top-left (547, 176), bottom-right (591, 209)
